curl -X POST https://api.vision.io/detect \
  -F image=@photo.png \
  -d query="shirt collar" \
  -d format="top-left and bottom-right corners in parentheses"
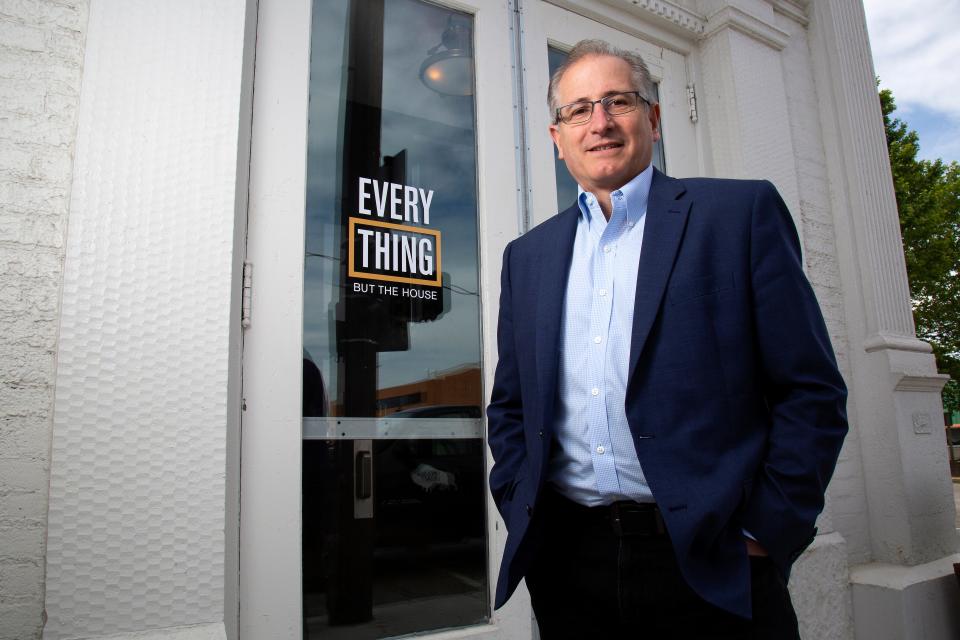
top-left (576, 164), bottom-right (653, 228)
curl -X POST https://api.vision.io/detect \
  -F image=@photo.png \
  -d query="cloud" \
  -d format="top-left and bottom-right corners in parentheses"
top-left (862, 0), bottom-right (960, 116)
top-left (862, 0), bottom-right (960, 161)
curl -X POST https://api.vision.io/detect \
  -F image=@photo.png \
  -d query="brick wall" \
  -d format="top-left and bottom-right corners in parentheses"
top-left (0, 1), bottom-right (88, 638)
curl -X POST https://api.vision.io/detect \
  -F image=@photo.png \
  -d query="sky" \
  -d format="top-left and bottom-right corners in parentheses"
top-left (862, 0), bottom-right (960, 164)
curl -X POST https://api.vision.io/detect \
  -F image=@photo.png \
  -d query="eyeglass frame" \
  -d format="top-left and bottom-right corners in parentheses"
top-left (553, 91), bottom-right (652, 126)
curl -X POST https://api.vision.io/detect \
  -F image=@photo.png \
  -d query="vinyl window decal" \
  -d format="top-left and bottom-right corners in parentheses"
top-left (348, 218), bottom-right (442, 287)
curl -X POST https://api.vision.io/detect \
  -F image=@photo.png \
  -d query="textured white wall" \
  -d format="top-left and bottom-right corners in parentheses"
top-left (43, 0), bottom-right (249, 637)
top-left (0, 2), bottom-right (89, 639)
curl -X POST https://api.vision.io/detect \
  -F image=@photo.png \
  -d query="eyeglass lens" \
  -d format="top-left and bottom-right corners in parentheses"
top-left (559, 92), bottom-right (641, 124)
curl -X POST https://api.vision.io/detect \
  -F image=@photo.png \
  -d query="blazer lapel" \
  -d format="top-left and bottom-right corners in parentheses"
top-left (628, 170), bottom-right (691, 379)
top-left (535, 203), bottom-right (579, 437)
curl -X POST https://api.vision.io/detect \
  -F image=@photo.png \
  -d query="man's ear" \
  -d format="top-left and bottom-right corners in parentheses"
top-left (549, 124), bottom-right (564, 159)
top-left (648, 103), bottom-right (662, 142)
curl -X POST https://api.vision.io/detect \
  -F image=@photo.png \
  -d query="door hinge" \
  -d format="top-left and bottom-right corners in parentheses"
top-left (241, 261), bottom-right (253, 329)
top-left (687, 83), bottom-right (698, 123)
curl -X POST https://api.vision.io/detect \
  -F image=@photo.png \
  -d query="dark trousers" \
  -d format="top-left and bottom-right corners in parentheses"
top-left (525, 489), bottom-right (800, 640)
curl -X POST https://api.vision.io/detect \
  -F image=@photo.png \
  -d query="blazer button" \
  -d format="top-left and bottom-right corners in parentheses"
top-left (538, 430), bottom-right (543, 437)
top-left (526, 504), bottom-right (533, 517)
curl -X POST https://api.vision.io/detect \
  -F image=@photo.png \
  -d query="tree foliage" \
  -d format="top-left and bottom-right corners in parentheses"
top-left (880, 88), bottom-right (960, 415)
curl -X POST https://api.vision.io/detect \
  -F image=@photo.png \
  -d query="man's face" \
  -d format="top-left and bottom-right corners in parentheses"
top-left (549, 55), bottom-right (660, 195)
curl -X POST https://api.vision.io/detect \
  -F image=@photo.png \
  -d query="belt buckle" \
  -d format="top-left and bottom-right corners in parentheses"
top-left (610, 503), bottom-right (628, 536)
top-left (610, 502), bottom-right (663, 537)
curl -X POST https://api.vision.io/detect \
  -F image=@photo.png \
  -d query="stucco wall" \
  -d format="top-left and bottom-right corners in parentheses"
top-left (0, 1), bottom-right (89, 638)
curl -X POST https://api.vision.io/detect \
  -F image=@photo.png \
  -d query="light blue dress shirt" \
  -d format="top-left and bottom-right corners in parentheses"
top-left (548, 165), bottom-right (654, 506)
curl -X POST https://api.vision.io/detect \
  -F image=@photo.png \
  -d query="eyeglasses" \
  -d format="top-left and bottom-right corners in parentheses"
top-left (554, 91), bottom-right (650, 126)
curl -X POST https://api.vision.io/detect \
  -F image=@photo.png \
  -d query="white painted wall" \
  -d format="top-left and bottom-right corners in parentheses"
top-left (0, 2), bottom-right (89, 639)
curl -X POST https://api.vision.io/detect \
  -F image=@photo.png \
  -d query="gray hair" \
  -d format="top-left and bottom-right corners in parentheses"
top-left (547, 39), bottom-right (656, 116)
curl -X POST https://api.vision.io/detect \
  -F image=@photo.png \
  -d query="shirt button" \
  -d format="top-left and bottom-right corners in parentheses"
top-left (591, 387), bottom-right (599, 396)
top-left (596, 445), bottom-right (605, 454)
top-left (593, 336), bottom-right (602, 344)
top-left (599, 288), bottom-right (608, 297)
top-left (603, 245), bottom-right (612, 253)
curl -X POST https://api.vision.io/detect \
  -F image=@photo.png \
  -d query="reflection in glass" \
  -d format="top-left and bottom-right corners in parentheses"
top-left (302, 0), bottom-right (487, 637)
top-left (420, 15), bottom-right (474, 96)
top-left (547, 47), bottom-right (665, 210)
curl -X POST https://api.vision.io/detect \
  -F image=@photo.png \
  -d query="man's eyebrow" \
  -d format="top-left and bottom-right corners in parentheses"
top-left (562, 89), bottom-right (635, 104)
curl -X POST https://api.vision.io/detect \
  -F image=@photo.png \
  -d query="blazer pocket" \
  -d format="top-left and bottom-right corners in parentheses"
top-left (503, 463), bottom-right (529, 502)
top-left (668, 272), bottom-right (735, 305)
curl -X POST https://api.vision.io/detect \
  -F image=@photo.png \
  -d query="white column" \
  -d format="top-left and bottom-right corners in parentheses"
top-left (809, 0), bottom-right (956, 566)
top-left (808, 0), bottom-right (959, 637)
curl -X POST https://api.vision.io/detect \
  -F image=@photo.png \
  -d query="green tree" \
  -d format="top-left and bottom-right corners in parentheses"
top-left (880, 88), bottom-right (960, 416)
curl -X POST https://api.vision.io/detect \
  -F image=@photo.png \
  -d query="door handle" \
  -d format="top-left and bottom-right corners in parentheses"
top-left (355, 450), bottom-right (372, 500)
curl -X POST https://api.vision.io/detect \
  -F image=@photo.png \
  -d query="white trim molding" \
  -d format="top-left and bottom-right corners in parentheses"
top-left (772, 0), bottom-right (809, 27)
top-left (892, 373), bottom-right (951, 394)
top-left (700, 4), bottom-right (790, 51)
top-left (864, 333), bottom-right (934, 354)
top-left (602, 0), bottom-right (706, 35)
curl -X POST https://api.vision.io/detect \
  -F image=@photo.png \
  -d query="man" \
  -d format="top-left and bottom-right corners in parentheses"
top-left (487, 39), bottom-right (847, 639)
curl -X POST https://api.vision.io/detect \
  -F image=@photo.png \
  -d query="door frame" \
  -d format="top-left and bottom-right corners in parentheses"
top-left (240, 0), bottom-right (528, 637)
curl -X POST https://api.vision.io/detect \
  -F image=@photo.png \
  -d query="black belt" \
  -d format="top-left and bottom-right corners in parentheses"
top-left (543, 488), bottom-right (667, 538)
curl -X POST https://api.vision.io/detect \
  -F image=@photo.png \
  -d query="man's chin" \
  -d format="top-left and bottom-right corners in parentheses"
top-left (584, 169), bottom-right (632, 192)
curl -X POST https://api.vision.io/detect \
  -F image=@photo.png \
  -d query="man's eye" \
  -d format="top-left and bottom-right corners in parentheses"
top-left (608, 96), bottom-right (629, 107)
top-left (568, 104), bottom-right (591, 117)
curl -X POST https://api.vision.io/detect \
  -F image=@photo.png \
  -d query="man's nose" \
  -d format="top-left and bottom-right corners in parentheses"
top-left (587, 104), bottom-right (614, 132)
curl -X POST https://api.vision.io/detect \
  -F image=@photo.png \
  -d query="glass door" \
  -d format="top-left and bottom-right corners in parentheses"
top-left (301, 0), bottom-right (487, 636)
top-left (241, 0), bottom-right (525, 638)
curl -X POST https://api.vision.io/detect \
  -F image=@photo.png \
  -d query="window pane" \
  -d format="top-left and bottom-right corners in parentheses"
top-left (302, 0), bottom-right (488, 636)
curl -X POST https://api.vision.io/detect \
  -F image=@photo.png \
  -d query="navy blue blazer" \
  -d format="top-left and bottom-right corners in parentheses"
top-left (487, 170), bottom-right (848, 618)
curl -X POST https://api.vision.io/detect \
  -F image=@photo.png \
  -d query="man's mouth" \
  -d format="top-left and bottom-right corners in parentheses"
top-left (588, 142), bottom-right (623, 152)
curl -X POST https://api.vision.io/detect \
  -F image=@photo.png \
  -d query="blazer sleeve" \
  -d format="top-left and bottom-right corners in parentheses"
top-left (486, 241), bottom-right (528, 522)
top-left (740, 181), bottom-right (849, 571)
